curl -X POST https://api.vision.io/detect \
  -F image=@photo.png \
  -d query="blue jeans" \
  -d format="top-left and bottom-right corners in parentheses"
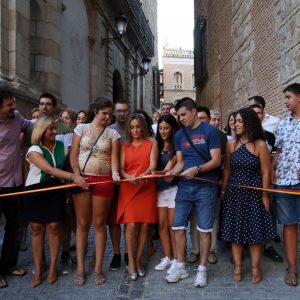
top-left (275, 183), bottom-right (300, 225)
top-left (172, 182), bottom-right (218, 232)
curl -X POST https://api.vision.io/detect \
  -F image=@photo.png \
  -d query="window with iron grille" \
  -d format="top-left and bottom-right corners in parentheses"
top-left (174, 72), bottom-right (183, 90)
top-left (194, 16), bottom-right (207, 87)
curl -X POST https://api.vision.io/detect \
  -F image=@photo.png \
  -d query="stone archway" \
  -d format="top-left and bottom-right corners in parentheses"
top-left (113, 70), bottom-right (125, 103)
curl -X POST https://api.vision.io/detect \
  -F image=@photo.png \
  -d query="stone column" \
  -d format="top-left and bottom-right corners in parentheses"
top-left (43, 0), bottom-right (61, 99)
top-left (7, 0), bottom-right (30, 88)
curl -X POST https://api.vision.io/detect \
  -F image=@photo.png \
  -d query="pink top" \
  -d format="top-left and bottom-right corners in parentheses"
top-left (0, 110), bottom-right (31, 187)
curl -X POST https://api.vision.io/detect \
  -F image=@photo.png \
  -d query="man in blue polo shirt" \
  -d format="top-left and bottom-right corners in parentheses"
top-left (165, 97), bottom-right (221, 288)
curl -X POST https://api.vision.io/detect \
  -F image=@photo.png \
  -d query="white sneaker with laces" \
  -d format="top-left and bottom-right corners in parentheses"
top-left (155, 256), bottom-right (171, 271)
top-left (165, 267), bottom-right (189, 283)
top-left (194, 268), bottom-right (207, 288)
top-left (167, 259), bottom-right (178, 275)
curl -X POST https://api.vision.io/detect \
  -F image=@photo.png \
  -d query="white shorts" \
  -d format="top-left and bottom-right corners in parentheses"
top-left (157, 185), bottom-right (178, 208)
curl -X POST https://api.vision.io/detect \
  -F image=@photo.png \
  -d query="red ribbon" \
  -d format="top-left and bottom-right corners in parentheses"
top-left (0, 174), bottom-right (299, 198)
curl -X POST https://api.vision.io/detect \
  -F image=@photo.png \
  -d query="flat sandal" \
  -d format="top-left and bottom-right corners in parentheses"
top-left (232, 265), bottom-right (242, 282)
top-left (285, 268), bottom-right (298, 287)
top-left (74, 272), bottom-right (86, 286)
top-left (95, 272), bottom-right (106, 285)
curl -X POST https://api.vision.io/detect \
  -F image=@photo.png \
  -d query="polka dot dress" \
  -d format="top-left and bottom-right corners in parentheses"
top-left (219, 144), bottom-right (276, 244)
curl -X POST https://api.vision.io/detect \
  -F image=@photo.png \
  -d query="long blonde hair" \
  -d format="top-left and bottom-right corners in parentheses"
top-left (31, 116), bottom-right (55, 145)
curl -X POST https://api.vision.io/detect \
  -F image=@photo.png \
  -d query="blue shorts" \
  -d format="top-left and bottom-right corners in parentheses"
top-left (172, 182), bottom-right (218, 232)
top-left (275, 183), bottom-right (300, 225)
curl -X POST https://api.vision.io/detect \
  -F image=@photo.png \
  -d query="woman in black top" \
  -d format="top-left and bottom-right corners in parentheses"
top-left (153, 115), bottom-right (179, 272)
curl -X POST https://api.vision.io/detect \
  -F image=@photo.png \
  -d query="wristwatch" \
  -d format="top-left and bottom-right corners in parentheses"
top-left (198, 165), bottom-right (203, 173)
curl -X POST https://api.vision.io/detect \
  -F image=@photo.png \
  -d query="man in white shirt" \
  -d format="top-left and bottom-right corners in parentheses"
top-left (248, 96), bottom-right (280, 134)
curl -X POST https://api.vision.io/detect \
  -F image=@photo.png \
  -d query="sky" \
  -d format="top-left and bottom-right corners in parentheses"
top-left (157, 0), bottom-right (194, 67)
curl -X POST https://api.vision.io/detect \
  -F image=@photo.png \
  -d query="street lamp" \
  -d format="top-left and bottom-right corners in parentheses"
top-left (131, 57), bottom-right (152, 80)
top-left (101, 14), bottom-right (128, 46)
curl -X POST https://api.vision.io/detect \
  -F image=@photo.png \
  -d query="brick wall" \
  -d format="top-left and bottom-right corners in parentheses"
top-left (194, 0), bottom-right (300, 126)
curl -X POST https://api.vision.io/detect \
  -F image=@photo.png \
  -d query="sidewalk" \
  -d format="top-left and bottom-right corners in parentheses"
top-left (0, 225), bottom-right (300, 300)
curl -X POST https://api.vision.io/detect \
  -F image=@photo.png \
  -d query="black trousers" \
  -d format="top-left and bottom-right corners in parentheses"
top-left (0, 186), bottom-right (23, 276)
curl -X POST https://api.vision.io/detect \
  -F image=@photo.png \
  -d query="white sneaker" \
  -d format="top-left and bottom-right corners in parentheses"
top-left (165, 267), bottom-right (189, 283)
top-left (167, 259), bottom-right (177, 275)
top-left (194, 268), bottom-right (207, 288)
top-left (155, 256), bottom-right (171, 271)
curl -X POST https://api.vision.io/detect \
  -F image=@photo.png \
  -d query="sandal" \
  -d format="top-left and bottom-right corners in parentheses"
top-left (232, 265), bottom-right (242, 282)
top-left (95, 272), bottom-right (106, 285)
top-left (285, 268), bottom-right (298, 287)
top-left (251, 267), bottom-right (262, 284)
top-left (32, 274), bottom-right (42, 288)
top-left (8, 267), bottom-right (27, 277)
top-left (47, 271), bottom-right (57, 285)
top-left (74, 272), bottom-right (86, 286)
top-left (0, 276), bottom-right (8, 289)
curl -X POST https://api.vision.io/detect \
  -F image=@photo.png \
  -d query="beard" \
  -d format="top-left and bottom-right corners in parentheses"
top-left (8, 109), bottom-right (15, 119)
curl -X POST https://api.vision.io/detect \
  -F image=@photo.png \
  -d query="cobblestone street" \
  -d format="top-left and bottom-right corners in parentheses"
top-left (0, 225), bottom-right (300, 300)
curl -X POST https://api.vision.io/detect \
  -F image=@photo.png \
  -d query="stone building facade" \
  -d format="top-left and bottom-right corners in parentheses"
top-left (0, 0), bottom-right (159, 116)
top-left (162, 47), bottom-right (196, 104)
top-left (194, 0), bottom-right (300, 124)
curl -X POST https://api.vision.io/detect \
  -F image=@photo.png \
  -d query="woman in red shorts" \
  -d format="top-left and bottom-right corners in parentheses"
top-left (70, 96), bottom-right (120, 286)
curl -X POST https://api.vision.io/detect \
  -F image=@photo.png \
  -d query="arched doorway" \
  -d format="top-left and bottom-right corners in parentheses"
top-left (113, 70), bottom-right (124, 103)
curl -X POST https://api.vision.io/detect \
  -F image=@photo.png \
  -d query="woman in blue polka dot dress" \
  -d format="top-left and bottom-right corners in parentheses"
top-left (219, 107), bottom-right (276, 284)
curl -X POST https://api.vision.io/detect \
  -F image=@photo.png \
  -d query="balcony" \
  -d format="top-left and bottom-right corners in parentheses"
top-left (125, 0), bottom-right (155, 57)
top-left (174, 83), bottom-right (182, 90)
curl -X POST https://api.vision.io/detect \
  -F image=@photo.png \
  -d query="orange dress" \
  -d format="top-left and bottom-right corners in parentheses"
top-left (117, 139), bottom-right (157, 224)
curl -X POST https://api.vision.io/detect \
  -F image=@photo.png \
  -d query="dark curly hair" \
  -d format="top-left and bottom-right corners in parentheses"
top-left (235, 107), bottom-right (264, 142)
top-left (156, 114), bottom-right (179, 161)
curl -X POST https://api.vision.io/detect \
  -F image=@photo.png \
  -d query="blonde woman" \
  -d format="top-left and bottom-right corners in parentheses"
top-left (24, 116), bottom-right (87, 288)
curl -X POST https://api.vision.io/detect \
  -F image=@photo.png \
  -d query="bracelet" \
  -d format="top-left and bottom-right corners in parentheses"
top-left (112, 172), bottom-right (119, 176)
top-left (198, 165), bottom-right (203, 173)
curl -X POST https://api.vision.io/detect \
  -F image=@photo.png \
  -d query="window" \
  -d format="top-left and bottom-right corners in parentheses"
top-left (174, 72), bottom-right (182, 90)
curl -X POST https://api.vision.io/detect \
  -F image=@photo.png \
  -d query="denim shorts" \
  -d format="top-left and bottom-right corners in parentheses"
top-left (275, 183), bottom-right (300, 225)
top-left (172, 182), bottom-right (218, 232)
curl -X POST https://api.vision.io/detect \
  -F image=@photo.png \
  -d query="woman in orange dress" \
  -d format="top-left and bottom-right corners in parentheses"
top-left (117, 113), bottom-right (158, 280)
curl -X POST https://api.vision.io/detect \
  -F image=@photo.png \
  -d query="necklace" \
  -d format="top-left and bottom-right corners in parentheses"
top-left (239, 139), bottom-right (250, 145)
top-left (90, 123), bottom-right (103, 138)
top-left (91, 123), bottom-right (102, 130)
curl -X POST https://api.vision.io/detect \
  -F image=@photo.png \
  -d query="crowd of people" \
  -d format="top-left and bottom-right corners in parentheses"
top-left (0, 82), bottom-right (299, 290)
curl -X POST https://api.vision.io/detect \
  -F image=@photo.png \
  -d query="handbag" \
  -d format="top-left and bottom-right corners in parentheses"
top-left (71, 127), bottom-right (106, 193)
